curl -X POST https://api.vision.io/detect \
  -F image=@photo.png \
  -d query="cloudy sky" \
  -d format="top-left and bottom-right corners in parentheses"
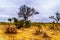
top-left (0, 0), bottom-right (60, 22)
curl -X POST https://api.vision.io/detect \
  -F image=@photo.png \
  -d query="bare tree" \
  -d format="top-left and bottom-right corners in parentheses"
top-left (49, 11), bottom-right (60, 23)
top-left (18, 5), bottom-right (39, 20)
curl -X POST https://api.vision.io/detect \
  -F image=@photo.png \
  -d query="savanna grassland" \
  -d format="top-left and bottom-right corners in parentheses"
top-left (0, 23), bottom-right (60, 40)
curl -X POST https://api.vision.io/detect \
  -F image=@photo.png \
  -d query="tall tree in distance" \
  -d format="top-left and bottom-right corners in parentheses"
top-left (18, 5), bottom-right (39, 20)
top-left (49, 11), bottom-right (60, 23)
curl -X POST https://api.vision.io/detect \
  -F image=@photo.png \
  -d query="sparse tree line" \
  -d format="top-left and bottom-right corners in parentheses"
top-left (8, 5), bottom-right (60, 24)
top-left (8, 5), bottom-right (60, 28)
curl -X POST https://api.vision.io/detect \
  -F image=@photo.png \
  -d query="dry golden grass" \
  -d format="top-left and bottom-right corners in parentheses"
top-left (0, 23), bottom-right (60, 40)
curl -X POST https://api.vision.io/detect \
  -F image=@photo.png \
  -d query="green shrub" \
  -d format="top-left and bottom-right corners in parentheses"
top-left (16, 20), bottom-right (24, 29)
top-left (24, 20), bottom-right (31, 28)
top-left (14, 20), bottom-right (31, 29)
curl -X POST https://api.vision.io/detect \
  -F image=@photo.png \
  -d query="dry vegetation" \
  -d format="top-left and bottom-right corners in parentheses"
top-left (0, 23), bottom-right (60, 40)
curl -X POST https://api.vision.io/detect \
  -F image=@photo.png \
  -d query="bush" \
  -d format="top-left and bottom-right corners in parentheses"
top-left (24, 20), bottom-right (31, 28)
top-left (14, 20), bottom-right (31, 29)
top-left (16, 20), bottom-right (24, 29)
top-left (33, 29), bottom-right (41, 35)
top-left (5, 26), bottom-right (17, 34)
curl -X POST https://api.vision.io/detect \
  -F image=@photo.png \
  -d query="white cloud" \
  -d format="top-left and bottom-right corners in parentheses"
top-left (41, 0), bottom-right (57, 11)
top-left (0, 15), bottom-right (10, 18)
top-left (0, 0), bottom-right (60, 22)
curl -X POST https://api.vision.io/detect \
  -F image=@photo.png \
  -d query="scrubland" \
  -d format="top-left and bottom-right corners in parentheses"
top-left (0, 23), bottom-right (60, 40)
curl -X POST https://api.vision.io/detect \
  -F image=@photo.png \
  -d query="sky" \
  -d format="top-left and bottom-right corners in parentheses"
top-left (0, 0), bottom-right (60, 22)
